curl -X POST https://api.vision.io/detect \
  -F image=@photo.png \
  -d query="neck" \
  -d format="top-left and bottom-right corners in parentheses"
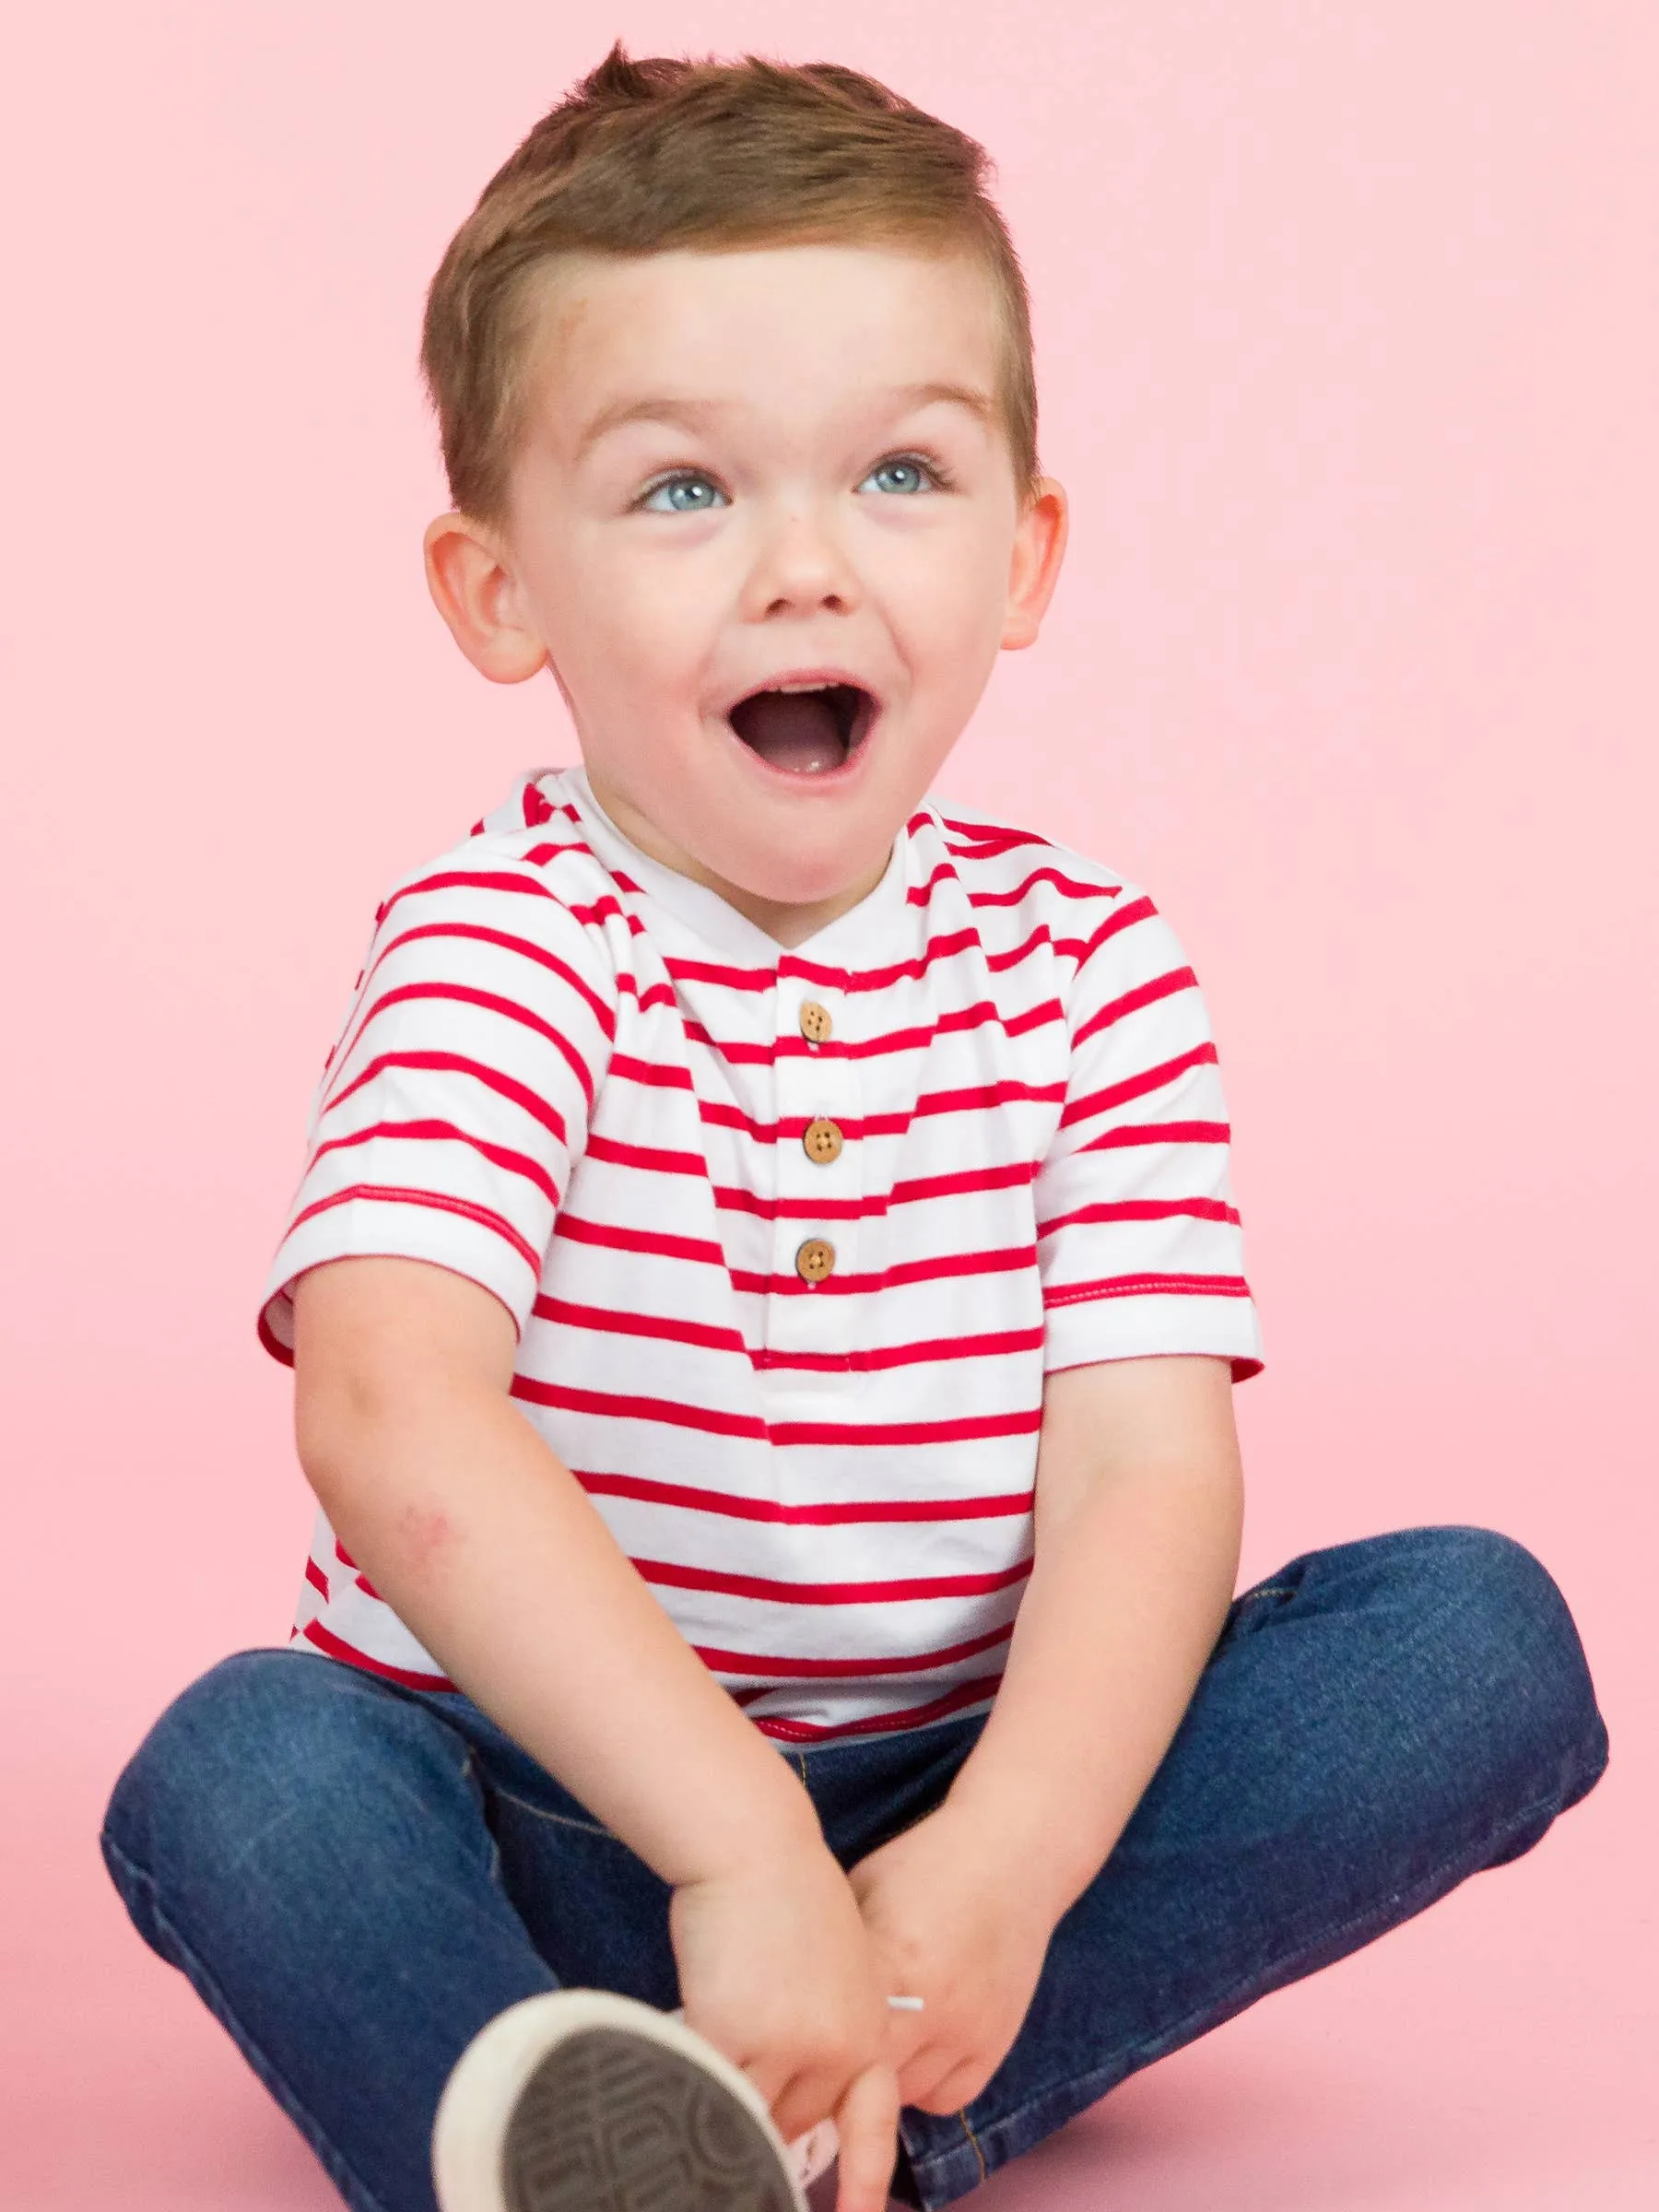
top-left (582, 770), bottom-right (891, 948)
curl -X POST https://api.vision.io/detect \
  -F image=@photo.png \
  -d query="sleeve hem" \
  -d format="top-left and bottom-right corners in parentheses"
top-left (1042, 1291), bottom-right (1264, 1382)
top-left (256, 1199), bottom-right (540, 1364)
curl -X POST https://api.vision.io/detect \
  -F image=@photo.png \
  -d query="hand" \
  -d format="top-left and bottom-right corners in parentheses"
top-left (847, 1802), bottom-right (1056, 2116)
top-left (669, 1841), bottom-right (900, 2212)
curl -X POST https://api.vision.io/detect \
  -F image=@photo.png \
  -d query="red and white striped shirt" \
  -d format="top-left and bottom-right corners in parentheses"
top-left (261, 766), bottom-right (1261, 1742)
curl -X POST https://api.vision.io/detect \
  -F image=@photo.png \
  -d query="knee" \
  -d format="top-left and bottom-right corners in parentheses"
top-left (101, 1650), bottom-right (401, 1925)
top-left (1404, 1527), bottom-right (1607, 1809)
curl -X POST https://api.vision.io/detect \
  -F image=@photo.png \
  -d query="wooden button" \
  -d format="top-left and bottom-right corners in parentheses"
top-left (798, 999), bottom-right (833, 1044)
top-left (794, 1237), bottom-right (836, 1285)
top-left (803, 1117), bottom-right (843, 1165)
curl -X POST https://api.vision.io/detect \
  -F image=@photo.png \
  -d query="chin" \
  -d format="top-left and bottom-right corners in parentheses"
top-left (716, 833), bottom-right (885, 911)
top-left (729, 863), bottom-right (862, 910)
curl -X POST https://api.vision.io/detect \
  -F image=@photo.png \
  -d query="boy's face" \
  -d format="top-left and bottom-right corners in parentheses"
top-left (426, 243), bottom-right (1066, 945)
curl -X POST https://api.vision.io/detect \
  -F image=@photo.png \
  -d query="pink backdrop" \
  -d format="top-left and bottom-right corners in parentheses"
top-left (2, 4), bottom-right (1653, 2206)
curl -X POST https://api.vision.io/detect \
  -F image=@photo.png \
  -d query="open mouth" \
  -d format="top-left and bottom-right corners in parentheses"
top-left (726, 682), bottom-right (875, 776)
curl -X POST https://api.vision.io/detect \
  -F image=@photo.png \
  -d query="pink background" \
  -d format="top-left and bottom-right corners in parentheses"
top-left (2, 3), bottom-right (1653, 2206)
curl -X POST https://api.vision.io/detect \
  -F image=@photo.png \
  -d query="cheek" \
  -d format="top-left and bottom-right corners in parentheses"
top-left (542, 541), bottom-right (712, 707)
top-left (894, 531), bottom-right (1011, 688)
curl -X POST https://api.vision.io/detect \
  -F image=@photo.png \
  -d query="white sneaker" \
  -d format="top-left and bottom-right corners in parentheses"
top-left (666, 2009), bottom-right (841, 2196)
top-left (431, 1989), bottom-right (811, 2212)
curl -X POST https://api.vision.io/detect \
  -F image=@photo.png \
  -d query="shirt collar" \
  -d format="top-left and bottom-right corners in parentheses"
top-left (556, 764), bottom-right (921, 969)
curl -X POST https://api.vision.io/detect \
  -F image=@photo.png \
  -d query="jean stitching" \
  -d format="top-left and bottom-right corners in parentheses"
top-left (101, 1831), bottom-right (393, 2212)
top-left (956, 2109), bottom-right (988, 2183)
top-left (463, 1747), bottom-right (507, 1888)
top-left (938, 1771), bottom-right (1589, 2171)
top-left (489, 1783), bottom-right (614, 1839)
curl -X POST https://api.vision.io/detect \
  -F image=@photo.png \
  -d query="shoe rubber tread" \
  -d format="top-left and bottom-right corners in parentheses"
top-left (501, 2026), bottom-right (796, 2212)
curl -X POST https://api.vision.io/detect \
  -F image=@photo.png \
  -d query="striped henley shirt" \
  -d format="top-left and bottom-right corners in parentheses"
top-left (260, 765), bottom-right (1262, 1744)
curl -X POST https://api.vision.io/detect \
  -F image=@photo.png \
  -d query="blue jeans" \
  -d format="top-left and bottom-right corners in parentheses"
top-left (101, 1527), bottom-right (1606, 2212)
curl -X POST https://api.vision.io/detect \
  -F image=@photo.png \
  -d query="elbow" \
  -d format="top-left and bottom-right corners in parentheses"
top-left (295, 1375), bottom-right (465, 1596)
top-left (293, 1358), bottom-right (390, 1504)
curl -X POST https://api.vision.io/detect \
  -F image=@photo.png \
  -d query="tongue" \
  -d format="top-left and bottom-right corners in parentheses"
top-left (729, 691), bottom-right (845, 774)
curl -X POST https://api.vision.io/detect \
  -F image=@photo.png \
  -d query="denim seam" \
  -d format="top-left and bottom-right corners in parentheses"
top-left (463, 1747), bottom-right (508, 1887)
top-left (956, 2109), bottom-right (988, 2183)
top-left (101, 1831), bottom-right (392, 2212)
top-left (907, 1766), bottom-right (1591, 2194)
top-left (488, 1783), bottom-right (614, 1839)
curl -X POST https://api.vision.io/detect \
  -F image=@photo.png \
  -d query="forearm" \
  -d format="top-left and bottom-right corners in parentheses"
top-left (298, 1364), bottom-right (820, 1889)
top-left (944, 1412), bottom-right (1242, 1921)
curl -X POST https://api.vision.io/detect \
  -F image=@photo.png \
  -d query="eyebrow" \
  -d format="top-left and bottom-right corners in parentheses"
top-left (572, 396), bottom-right (727, 461)
top-left (889, 380), bottom-right (996, 422)
top-left (571, 380), bottom-right (996, 461)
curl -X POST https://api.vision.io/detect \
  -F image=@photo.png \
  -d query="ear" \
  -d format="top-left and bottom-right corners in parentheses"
top-left (1000, 477), bottom-right (1068, 652)
top-left (423, 512), bottom-right (549, 684)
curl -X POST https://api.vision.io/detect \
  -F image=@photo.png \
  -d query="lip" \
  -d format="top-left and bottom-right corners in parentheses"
top-left (723, 665), bottom-right (881, 715)
top-left (720, 667), bottom-right (882, 788)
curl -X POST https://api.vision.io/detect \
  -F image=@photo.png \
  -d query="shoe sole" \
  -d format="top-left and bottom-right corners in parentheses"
top-left (433, 1990), bottom-right (808, 2212)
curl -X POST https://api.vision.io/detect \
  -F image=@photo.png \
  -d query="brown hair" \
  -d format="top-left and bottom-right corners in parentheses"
top-left (420, 43), bottom-right (1038, 524)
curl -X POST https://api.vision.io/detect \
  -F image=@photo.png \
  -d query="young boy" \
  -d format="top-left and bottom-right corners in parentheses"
top-left (101, 45), bottom-right (1607, 2212)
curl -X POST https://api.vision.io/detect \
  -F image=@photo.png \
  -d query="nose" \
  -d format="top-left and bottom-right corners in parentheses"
top-left (740, 499), bottom-right (862, 621)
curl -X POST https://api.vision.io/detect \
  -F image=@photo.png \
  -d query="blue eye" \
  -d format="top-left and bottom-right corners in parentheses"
top-left (640, 473), bottom-right (727, 513)
top-left (860, 456), bottom-right (936, 496)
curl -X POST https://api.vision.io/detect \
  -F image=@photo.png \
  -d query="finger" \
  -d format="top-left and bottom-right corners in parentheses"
top-left (912, 2058), bottom-right (991, 2118)
top-left (832, 2060), bottom-right (901, 2212)
top-left (882, 2013), bottom-right (931, 2076)
top-left (893, 2043), bottom-right (955, 2110)
top-left (770, 2067), bottom-right (836, 2147)
top-left (739, 2056), bottom-right (797, 2121)
top-left (771, 2057), bottom-right (887, 2147)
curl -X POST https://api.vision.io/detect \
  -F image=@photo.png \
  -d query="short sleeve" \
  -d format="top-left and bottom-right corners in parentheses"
top-left (257, 853), bottom-right (617, 1362)
top-left (1034, 891), bottom-right (1263, 1379)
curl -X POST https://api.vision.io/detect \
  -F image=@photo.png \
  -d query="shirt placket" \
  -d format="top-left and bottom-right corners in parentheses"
top-left (764, 980), bottom-right (862, 1388)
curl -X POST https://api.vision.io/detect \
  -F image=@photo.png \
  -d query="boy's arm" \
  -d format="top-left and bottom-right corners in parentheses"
top-left (293, 1254), bottom-right (902, 2208)
top-left (846, 1355), bottom-right (1242, 2114)
top-left (942, 1354), bottom-right (1244, 1919)
top-left (293, 1253), bottom-right (819, 1887)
